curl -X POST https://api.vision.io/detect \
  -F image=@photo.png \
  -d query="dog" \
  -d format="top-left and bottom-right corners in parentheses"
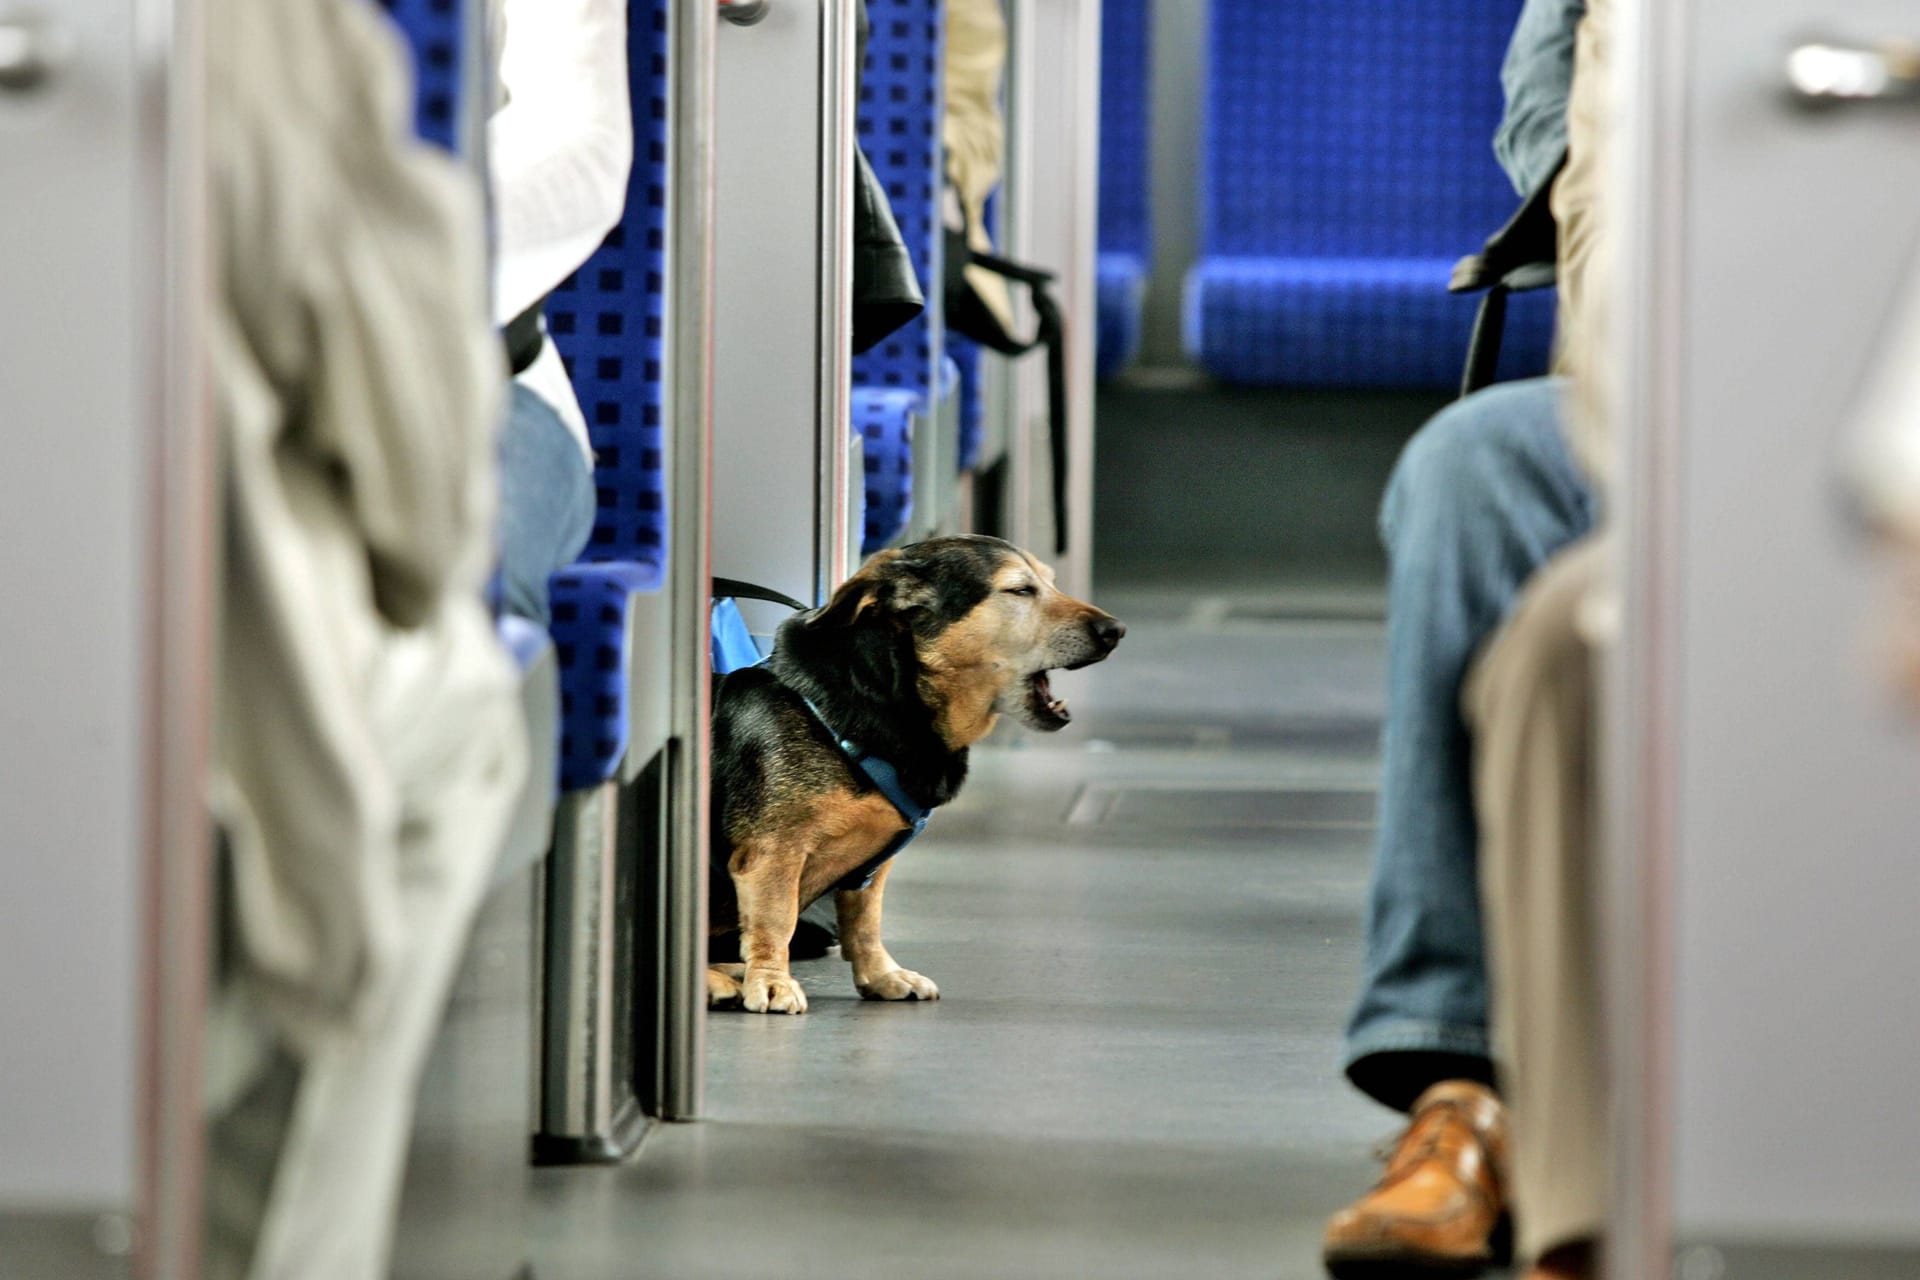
top-left (707, 536), bottom-right (1125, 1014)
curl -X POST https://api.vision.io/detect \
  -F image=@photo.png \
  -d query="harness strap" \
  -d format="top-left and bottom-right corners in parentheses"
top-left (710, 578), bottom-right (931, 893)
top-left (796, 693), bottom-right (930, 892)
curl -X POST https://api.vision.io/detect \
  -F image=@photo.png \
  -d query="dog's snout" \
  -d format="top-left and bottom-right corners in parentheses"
top-left (1090, 615), bottom-right (1126, 652)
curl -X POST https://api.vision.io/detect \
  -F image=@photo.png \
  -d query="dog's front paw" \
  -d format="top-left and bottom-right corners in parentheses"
top-left (856, 968), bottom-right (940, 1002)
top-left (741, 969), bottom-right (809, 1015)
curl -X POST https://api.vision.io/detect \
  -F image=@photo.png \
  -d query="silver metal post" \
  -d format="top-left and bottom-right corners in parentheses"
top-left (138, 0), bottom-right (213, 1271)
top-left (657, 0), bottom-right (716, 1123)
top-left (815, 0), bottom-right (856, 594)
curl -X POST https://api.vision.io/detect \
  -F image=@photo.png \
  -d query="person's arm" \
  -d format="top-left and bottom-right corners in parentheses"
top-left (1493, 0), bottom-right (1587, 198)
top-left (489, 0), bottom-right (633, 325)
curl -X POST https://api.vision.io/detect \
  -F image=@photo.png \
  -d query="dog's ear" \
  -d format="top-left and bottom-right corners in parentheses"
top-left (790, 552), bottom-right (923, 713)
top-left (811, 550), bottom-right (936, 630)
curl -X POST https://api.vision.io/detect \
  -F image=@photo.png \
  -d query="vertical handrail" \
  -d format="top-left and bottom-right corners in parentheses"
top-left (997, 0), bottom-right (1100, 597)
top-left (138, 0), bottom-right (213, 1271)
top-left (658, 0), bottom-right (717, 1123)
top-left (816, 0), bottom-right (856, 595)
top-left (1603, 0), bottom-right (1684, 1272)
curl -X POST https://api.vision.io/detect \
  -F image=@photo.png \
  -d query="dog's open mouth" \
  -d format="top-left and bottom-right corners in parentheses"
top-left (1026, 670), bottom-right (1071, 730)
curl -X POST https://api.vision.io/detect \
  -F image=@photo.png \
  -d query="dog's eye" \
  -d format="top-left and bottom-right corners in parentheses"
top-left (1004, 584), bottom-right (1038, 597)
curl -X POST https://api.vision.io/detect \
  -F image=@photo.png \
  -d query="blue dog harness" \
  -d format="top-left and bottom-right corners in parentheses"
top-left (795, 693), bottom-right (931, 892)
top-left (709, 587), bottom-right (931, 893)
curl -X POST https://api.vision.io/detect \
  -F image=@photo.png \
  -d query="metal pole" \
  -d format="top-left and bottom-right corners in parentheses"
top-left (137, 0), bottom-right (213, 1271)
top-left (1604, 0), bottom-right (1684, 1273)
top-left (659, 0), bottom-right (716, 1123)
top-left (815, 0), bottom-right (856, 596)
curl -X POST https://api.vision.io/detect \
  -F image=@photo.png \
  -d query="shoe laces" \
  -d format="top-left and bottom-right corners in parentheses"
top-left (1371, 1099), bottom-right (1475, 1185)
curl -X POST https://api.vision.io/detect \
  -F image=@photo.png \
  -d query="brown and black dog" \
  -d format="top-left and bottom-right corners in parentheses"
top-left (707, 536), bottom-right (1124, 1014)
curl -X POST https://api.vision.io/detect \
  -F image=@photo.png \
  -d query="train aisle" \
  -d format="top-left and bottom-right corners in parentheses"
top-left (395, 578), bottom-right (1468, 1280)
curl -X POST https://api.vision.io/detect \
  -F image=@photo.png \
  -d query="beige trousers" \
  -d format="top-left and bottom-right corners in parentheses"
top-left (206, 612), bottom-right (524, 1280)
top-left (1463, 534), bottom-right (1611, 1263)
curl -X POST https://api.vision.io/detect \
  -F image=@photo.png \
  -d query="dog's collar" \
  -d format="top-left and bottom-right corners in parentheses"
top-left (793, 690), bottom-right (931, 892)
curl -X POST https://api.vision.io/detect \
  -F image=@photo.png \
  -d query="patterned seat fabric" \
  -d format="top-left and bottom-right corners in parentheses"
top-left (376, 0), bottom-right (464, 151)
top-left (854, 0), bottom-right (947, 510)
top-left (547, 562), bottom-right (661, 787)
top-left (1097, 0), bottom-right (1151, 379)
top-left (854, 388), bottom-right (918, 554)
top-left (542, 0), bottom-right (671, 791)
top-left (1185, 0), bottom-right (1552, 388)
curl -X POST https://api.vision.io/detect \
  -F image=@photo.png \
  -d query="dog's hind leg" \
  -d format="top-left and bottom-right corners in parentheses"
top-left (836, 863), bottom-right (940, 1002)
top-left (705, 964), bottom-right (745, 1009)
top-left (730, 842), bottom-right (809, 1014)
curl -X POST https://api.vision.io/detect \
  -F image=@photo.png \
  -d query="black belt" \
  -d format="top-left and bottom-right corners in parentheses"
top-left (503, 298), bottom-right (547, 377)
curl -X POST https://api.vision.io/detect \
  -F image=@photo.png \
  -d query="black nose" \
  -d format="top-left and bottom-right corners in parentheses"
top-left (1091, 616), bottom-right (1126, 651)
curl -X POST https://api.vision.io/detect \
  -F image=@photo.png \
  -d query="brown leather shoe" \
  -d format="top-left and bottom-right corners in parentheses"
top-left (1322, 1080), bottom-right (1510, 1278)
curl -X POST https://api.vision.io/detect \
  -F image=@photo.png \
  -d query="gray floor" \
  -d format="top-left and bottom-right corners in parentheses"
top-left (396, 582), bottom-right (1467, 1280)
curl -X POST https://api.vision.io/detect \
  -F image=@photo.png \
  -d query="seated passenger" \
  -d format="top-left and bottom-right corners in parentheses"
top-left (1465, 5), bottom-right (1628, 1277)
top-left (1321, 1), bottom-right (1601, 1276)
top-left (490, 0), bottom-right (632, 625)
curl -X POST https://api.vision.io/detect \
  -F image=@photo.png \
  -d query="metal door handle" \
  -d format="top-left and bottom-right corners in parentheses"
top-left (719, 0), bottom-right (770, 27)
top-left (0, 7), bottom-right (70, 94)
top-left (1787, 38), bottom-right (1920, 106)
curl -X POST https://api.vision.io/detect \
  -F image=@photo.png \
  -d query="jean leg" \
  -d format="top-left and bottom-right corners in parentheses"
top-left (1344, 377), bottom-right (1596, 1110)
top-left (496, 383), bottom-right (596, 628)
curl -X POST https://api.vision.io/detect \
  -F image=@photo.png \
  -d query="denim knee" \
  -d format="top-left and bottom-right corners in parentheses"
top-left (1378, 377), bottom-right (1573, 558)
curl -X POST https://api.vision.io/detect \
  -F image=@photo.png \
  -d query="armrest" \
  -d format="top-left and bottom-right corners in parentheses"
top-left (1450, 146), bottom-right (1568, 295)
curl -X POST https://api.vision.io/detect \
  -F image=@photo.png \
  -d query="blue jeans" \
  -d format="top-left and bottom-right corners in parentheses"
top-left (1345, 378), bottom-right (1596, 1111)
top-left (1494, 0), bottom-right (1587, 198)
top-left (497, 382), bottom-right (596, 627)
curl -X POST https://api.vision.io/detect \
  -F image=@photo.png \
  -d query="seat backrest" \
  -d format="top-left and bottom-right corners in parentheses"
top-left (376, 0), bottom-right (469, 152)
top-left (545, 0), bottom-right (672, 575)
top-left (1098, 0), bottom-right (1152, 262)
top-left (1202, 0), bottom-right (1525, 260)
top-left (853, 0), bottom-right (946, 407)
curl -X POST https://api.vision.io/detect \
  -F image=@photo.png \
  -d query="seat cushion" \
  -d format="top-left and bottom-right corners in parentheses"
top-left (548, 560), bottom-right (663, 791)
top-left (1097, 251), bottom-right (1147, 380)
top-left (853, 387), bottom-right (918, 554)
top-left (1184, 255), bottom-right (1554, 389)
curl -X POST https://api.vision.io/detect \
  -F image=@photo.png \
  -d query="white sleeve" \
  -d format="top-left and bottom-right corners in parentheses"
top-left (489, 0), bottom-right (634, 325)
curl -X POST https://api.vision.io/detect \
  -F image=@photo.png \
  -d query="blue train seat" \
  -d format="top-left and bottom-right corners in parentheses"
top-left (1184, 0), bottom-right (1553, 388)
top-left (854, 387), bottom-right (918, 554)
top-left (1097, 0), bottom-right (1151, 379)
top-left (855, 0), bottom-right (947, 547)
top-left (543, 0), bottom-right (671, 791)
top-left (375, 0), bottom-right (467, 152)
